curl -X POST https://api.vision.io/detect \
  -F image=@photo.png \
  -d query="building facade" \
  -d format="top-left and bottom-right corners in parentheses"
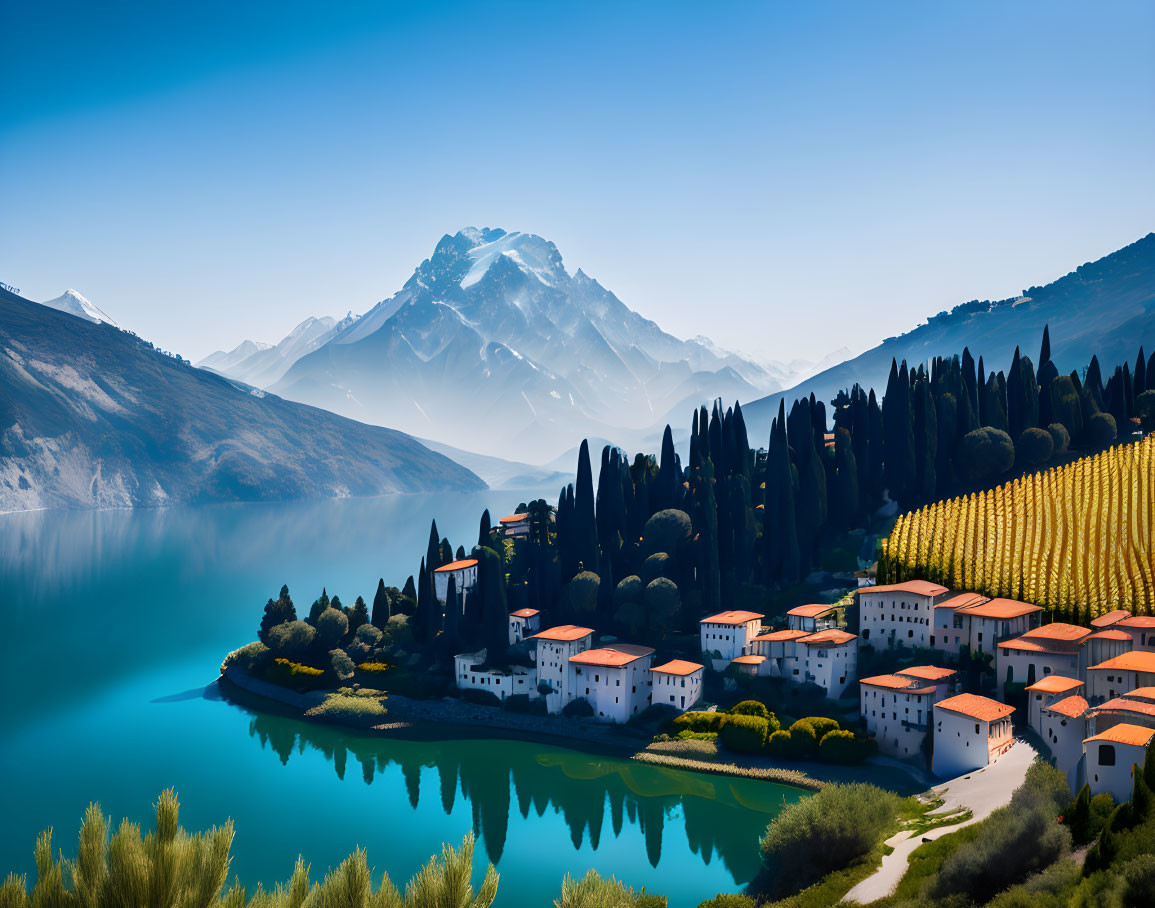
top-left (932, 693), bottom-right (1015, 778)
top-left (650, 659), bottom-right (704, 710)
top-left (859, 666), bottom-right (956, 759)
top-left (567, 644), bottom-right (655, 723)
top-left (699, 610), bottom-right (764, 664)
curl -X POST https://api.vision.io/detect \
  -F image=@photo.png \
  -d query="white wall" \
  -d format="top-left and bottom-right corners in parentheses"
top-left (933, 709), bottom-right (1013, 778)
top-left (651, 671), bottom-right (702, 711)
top-left (861, 686), bottom-right (932, 758)
top-left (567, 655), bottom-right (653, 723)
top-left (1087, 741), bottom-right (1149, 803)
top-left (537, 635), bottom-right (592, 714)
top-left (453, 651), bottom-right (538, 701)
top-left (1041, 708), bottom-right (1086, 791)
top-left (858, 591), bottom-right (935, 649)
top-left (700, 619), bottom-right (761, 660)
top-left (997, 649), bottom-right (1080, 691)
top-left (801, 641), bottom-right (857, 698)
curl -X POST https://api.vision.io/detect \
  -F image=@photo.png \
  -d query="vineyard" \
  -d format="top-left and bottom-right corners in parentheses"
top-left (879, 435), bottom-right (1155, 619)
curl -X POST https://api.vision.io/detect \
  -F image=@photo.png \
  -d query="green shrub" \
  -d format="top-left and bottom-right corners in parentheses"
top-left (1087, 411), bottom-right (1117, 446)
top-left (328, 648), bottom-right (354, 683)
top-left (729, 700), bottom-right (769, 720)
top-left (785, 721), bottom-right (820, 759)
top-left (959, 427), bottom-right (1015, 481)
top-left (760, 782), bottom-right (903, 892)
top-left (673, 711), bottom-right (728, 734)
top-left (791, 716), bottom-right (840, 740)
top-left (719, 714), bottom-right (769, 754)
top-left (675, 730), bottom-right (718, 741)
top-left (355, 623), bottom-right (382, 647)
top-left (642, 509), bottom-right (692, 557)
top-left (315, 607), bottom-right (349, 649)
top-left (266, 619), bottom-right (316, 659)
top-left (818, 729), bottom-right (874, 764)
top-left (1016, 427), bottom-right (1054, 467)
top-left (563, 697), bottom-right (594, 719)
top-left (220, 641), bottom-right (271, 674)
top-left (696, 896), bottom-right (756, 908)
top-left (767, 729), bottom-right (793, 758)
top-left (304, 692), bottom-right (387, 724)
top-left (356, 661), bottom-right (390, 677)
top-left (642, 552), bottom-right (673, 583)
top-left (265, 657), bottom-right (329, 692)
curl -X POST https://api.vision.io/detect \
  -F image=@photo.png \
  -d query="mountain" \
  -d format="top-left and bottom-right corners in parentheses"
top-left (742, 233), bottom-right (1155, 443)
top-left (198, 313), bottom-right (358, 388)
top-left (39, 289), bottom-right (118, 326)
top-left (0, 287), bottom-right (483, 512)
top-left (258, 228), bottom-right (776, 462)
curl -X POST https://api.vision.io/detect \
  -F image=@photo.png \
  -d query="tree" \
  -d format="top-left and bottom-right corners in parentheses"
top-left (316, 608), bottom-right (349, 649)
top-left (345, 596), bottom-right (370, 637)
top-left (882, 359), bottom-right (916, 505)
top-left (474, 546), bottom-right (509, 668)
top-left (259, 586), bottom-right (297, 643)
top-left (655, 425), bottom-right (679, 513)
top-left (267, 620), bottom-right (316, 659)
top-left (763, 401), bottom-right (800, 585)
top-left (833, 427), bottom-right (860, 528)
top-left (1015, 427), bottom-right (1054, 468)
top-left (372, 578), bottom-right (391, 629)
top-left (307, 588), bottom-right (330, 625)
top-left (573, 440), bottom-right (599, 573)
top-left (478, 509), bottom-right (492, 548)
top-left (643, 577), bottom-right (681, 641)
top-left (958, 428), bottom-right (1014, 481)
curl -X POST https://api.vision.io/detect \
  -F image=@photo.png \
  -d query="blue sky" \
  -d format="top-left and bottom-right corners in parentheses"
top-left (2, 1), bottom-right (1152, 364)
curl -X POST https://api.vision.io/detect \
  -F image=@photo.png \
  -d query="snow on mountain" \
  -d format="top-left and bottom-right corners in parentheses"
top-left (39, 289), bottom-right (118, 327)
top-left (265, 227), bottom-right (776, 463)
top-left (197, 313), bottom-right (358, 388)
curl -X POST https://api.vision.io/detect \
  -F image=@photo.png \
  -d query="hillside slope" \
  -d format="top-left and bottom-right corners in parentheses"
top-left (0, 288), bottom-right (483, 511)
top-left (742, 233), bottom-right (1155, 442)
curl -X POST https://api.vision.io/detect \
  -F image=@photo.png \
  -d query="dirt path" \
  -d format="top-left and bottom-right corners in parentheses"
top-left (842, 738), bottom-right (1038, 905)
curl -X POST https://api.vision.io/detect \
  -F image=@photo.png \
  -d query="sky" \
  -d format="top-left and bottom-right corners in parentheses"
top-left (2, 1), bottom-right (1153, 365)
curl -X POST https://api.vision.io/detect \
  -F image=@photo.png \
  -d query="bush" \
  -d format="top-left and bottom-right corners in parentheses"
top-left (760, 783), bottom-right (903, 892)
top-left (564, 572), bottom-right (601, 617)
top-left (328, 649), bottom-right (355, 682)
top-left (784, 722), bottom-right (819, 759)
top-left (503, 694), bottom-right (547, 715)
top-left (1016, 427), bottom-right (1054, 467)
top-left (818, 729), bottom-right (875, 764)
top-left (719, 714), bottom-right (769, 754)
top-left (304, 692), bottom-right (387, 724)
top-left (642, 552), bottom-right (673, 583)
top-left (729, 700), bottom-right (769, 720)
top-left (643, 577), bottom-right (681, 633)
top-left (355, 623), bottom-right (382, 647)
top-left (463, 689), bottom-right (502, 707)
top-left (1087, 411), bottom-right (1118, 446)
top-left (1047, 421), bottom-right (1071, 454)
top-left (614, 576), bottom-right (644, 606)
top-left (696, 896), bottom-right (756, 908)
top-left (315, 608), bottom-right (349, 649)
top-left (959, 427), bottom-right (1015, 481)
top-left (673, 712), bottom-right (728, 734)
top-left (791, 716), bottom-right (840, 740)
top-left (266, 620), bottom-right (316, 659)
top-left (265, 658), bottom-right (329, 692)
top-left (563, 698), bottom-right (594, 719)
top-left (642, 509), bottom-right (692, 557)
top-left (766, 729), bottom-right (793, 758)
top-left (220, 641), bottom-right (271, 674)
top-left (356, 661), bottom-right (390, 679)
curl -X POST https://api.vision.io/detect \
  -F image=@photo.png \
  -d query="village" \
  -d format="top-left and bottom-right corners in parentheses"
top-left (440, 520), bottom-right (1155, 805)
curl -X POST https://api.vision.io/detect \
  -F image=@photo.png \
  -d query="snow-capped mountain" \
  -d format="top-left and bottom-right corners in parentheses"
top-left (39, 289), bottom-right (118, 327)
top-left (260, 228), bottom-right (777, 462)
top-left (198, 313), bottom-right (358, 388)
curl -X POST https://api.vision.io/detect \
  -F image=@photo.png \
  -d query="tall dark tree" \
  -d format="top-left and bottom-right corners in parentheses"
top-left (307, 588), bottom-right (330, 625)
top-left (574, 440), bottom-right (599, 573)
top-left (478, 509), bottom-right (492, 549)
top-left (1136, 347), bottom-right (1147, 398)
top-left (371, 578), bottom-right (390, 629)
top-left (473, 546), bottom-right (509, 667)
top-left (441, 574), bottom-right (461, 657)
top-left (345, 596), bottom-right (370, 636)
top-left (912, 372), bottom-right (937, 502)
top-left (425, 520), bottom-right (442, 573)
top-left (882, 359), bottom-right (916, 505)
top-left (259, 585), bottom-right (297, 643)
top-left (1038, 325), bottom-right (1051, 375)
top-left (762, 401), bottom-right (800, 585)
top-left (656, 425), bottom-right (679, 512)
top-left (692, 457), bottom-right (722, 615)
top-left (414, 558), bottom-right (438, 646)
top-left (832, 426), bottom-right (860, 528)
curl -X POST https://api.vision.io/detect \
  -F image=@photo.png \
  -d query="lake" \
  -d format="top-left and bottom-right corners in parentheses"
top-left (0, 493), bottom-right (805, 906)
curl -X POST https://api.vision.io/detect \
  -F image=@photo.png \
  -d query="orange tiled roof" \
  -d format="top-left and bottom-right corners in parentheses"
top-left (1093, 697), bottom-right (1155, 719)
top-left (935, 693), bottom-right (1015, 722)
top-left (1045, 696), bottom-right (1088, 718)
top-left (434, 558), bottom-right (479, 572)
top-left (957, 597), bottom-right (1043, 619)
top-left (859, 674), bottom-right (914, 690)
top-left (570, 644), bottom-right (654, 668)
top-left (1125, 687), bottom-right (1155, 702)
top-left (800, 629), bottom-right (856, 646)
top-left (1119, 616), bottom-right (1155, 629)
top-left (1023, 623), bottom-right (1091, 641)
top-left (510, 608), bottom-right (539, 619)
top-left (650, 659), bottom-right (704, 676)
top-left (997, 636), bottom-right (1082, 655)
top-left (752, 629), bottom-right (811, 642)
top-left (1092, 609), bottom-right (1132, 628)
top-left (1084, 723), bottom-right (1155, 747)
top-left (532, 625), bottom-right (594, 642)
top-left (860, 580), bottom-right (949, 597)
top-left (899, 665), bottom-right (957, 681)
top-left (1025, 675), bottom-right (1084, 694)
top-left (499, 514), bottom-right (528, 523)
top-left (1089, 651), bottom-right (1155, 673)
top-left (935, 592), bottom-right (990, 610)
top-left (700, 610), bottom-right (764, 626)
top-left (731, 654), bottom-right (767, 665)
top-left (1086, 630), bottom-right (1134, 641)
top-left (787, 603), bottom-right (838, 618)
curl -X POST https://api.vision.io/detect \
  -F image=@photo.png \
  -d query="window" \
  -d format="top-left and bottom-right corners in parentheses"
top-left (975, 724), bottom-right (980, 734)
top-left (1099, 744), bottom-right (1116, 766)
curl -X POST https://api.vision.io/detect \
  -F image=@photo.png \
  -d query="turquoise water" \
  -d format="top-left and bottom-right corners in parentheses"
top-left (0, 495), bottom-right (803, 906)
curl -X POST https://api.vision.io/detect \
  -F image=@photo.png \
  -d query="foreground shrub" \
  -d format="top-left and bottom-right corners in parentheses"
top-left (329, 648), bottom-right (355, 683)
top-left (760, 782), bottom-right (903, 892)
top-left (265, 657), bottom-right (329, 692)
top-left (674, 711), bottom-right (728, 734)
top-left (818, 729), bottom-right (874, 764)
top-left (1016, 426), bottom-right (1054, 467)
top-left (0, 790), bottom-right (500, 907)
top-left (554, 869), bottom-right (664, 908)
top-left (1047, 421), bottom-right (1071, 454)
top-left (959, 427), bottom-right (1015, 480)
top-left (729, 700), bottom-right (770, 720)
top-left (931, 760), bottom-right (1071, 902)
top-left (1064, 783), bottom-right (1115, 846)
top-left (696, 895), bottom-right (756, 908)
top-left (719, 714), bottom-right (769, 754)
top-left (220, 641), bottom-right (271, 674)
top-left (266, 619), bottom-right (316, 659)
top-left (357, 661), bottom-right (391, 677)
top-left (766, 729), bottom-right (793, 759)
top-left (783, 721), bottom-right (819, 759)
top-left (305, 692), bottom-right (387, 724)
top-left (1086, 411), bottom-right (1117, 446)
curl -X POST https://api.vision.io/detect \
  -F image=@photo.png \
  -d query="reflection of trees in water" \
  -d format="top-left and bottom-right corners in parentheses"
top-left (244, 709), bottom-right (792, 884)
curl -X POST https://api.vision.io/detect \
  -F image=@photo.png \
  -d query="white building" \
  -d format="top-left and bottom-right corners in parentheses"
top-left (433, 558), bottom-right (479, 603)
top-left (859, 666), bottom-right (957, 759)
top-left (932, 693), bottom-right (1015, 778)
top-left (747, 629), bottom-right (811, 681)
top-left (954, 597), bottom-right (1043, 656)
top-left (786, 603), bottom-right (838, 633)
top-left (508, 608), bottom-right (541, 645)
top-left (650, 659), bottom-right (704, 711)
top-left (1086, 650), bottom-right (1155, 705)
top-left (1112, 615), bottom-right (1155, 652)
top-left (931, 592), bottom-right (989, 652)
top-left (1091, 609), bottom-right (1133, 631)
top-left (730, 654), bottom-right (767, 677)
top-left (1041, 694), bottom-right (1089, 791)
top-left (858, 580), bottom-right (949, 648)
top-left (699, 610), bottom-right (764, 665)
top-left (532, 625), bottom-right (594, 714)
top-left (498, 513), bottom-right (531, 539)
top-left (453, 649), bottom-right (539, 702)
top-left (1084, 723), bottom-right (1155, 803)
top-left (567, 644), bottom-right (655, 723)
top-left (996, 623), bottom-right (1090, 689)
top-left (1024, 675), bottom-right (1084, 734)
top-left (796, 629), bottom-right (858, 698)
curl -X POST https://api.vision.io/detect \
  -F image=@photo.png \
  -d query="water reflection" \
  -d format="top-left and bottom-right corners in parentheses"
top-left (234, 698), bottom-right (799, 884)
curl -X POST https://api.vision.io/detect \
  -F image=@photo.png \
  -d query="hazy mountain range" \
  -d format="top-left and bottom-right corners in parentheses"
top-left (741, 232), bottom-right (1155, 444)
top-left (0, 287), bottom-right (482, 512)
top-left (199, 228), bottom-right (844, 462)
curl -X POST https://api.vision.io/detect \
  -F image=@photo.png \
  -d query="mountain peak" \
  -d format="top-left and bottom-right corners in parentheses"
top-left (40, 288), bottom-right (118, 327)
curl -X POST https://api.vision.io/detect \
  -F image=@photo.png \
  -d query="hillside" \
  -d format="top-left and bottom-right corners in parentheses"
top-left (743, 233), bottom-right (1155, 442)
top-left (0, 288), bottom-right (483, 511)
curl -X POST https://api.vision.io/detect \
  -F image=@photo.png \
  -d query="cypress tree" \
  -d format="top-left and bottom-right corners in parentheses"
top-left (656, 424), bottom-right (678, 512)
top-left (574, 440), bottom-right (599, 572)
top-left (259, 586), bottom-right (297, 643)
top-left (882, 359), bottom-right (916, 506)
top-left (401, 575), bottom-right (417, 603)
top-left (441, 574), bottom-right (461, 657)
top-left (867, 389), bottom-right (884, 509)
top-left (346, 595), bottom-right (369, 635)
top-left (693, 457), bottom-right (722, 615)
top-left (1147, 350), bottom-right (1155, 392)
top-left (1038, 324), bottom-right (1051, 374)
top-left (913, 373), bottom-right (937, 503)
top-left (833, 426), bottom-right (859, 528)
top-left (732, 401), bottom-right (752, 481)
top-left (414, 559), bottom-right (432, 645)
top-left (440, 538), bottom-right (454, 567)
top-left (1136, 347), bottom-right (1147, 398)
top-left (473, 546), bottom-right (509, 668)
top-left (307, 588), bottom-right (330, 625)
top-left (977, 356), bottom-right (986, 425)
top-left (762, 401), bottom-right (800, 585)
top-left (961, 347), bottom-right (979, 419)
top-left (371, 578), bottom-right (390, 629)
top-left (425, 520), bottom-right (442, 573)
top-left (478, 509), bottom-right (492, 549)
